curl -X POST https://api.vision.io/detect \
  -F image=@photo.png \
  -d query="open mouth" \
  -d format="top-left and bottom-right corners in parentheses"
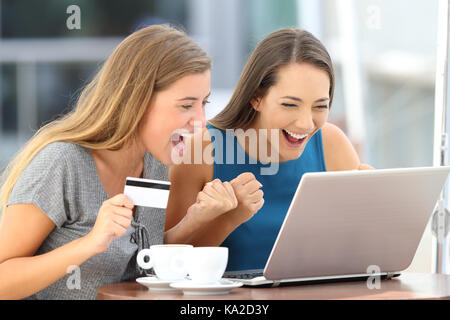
top-left (282, 129), bottom-right (308, 147)
top-left (171, 131), bottom-right (193, 156)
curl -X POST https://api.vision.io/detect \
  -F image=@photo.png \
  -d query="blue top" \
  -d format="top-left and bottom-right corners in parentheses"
top-left (206, 123), bottom-right (327, 271)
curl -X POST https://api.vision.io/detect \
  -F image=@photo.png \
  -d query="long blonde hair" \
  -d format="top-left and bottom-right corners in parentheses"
top-left (209, 28), bottom-right (334, 130)
top-left (0, 24), bottom-right (211, 213)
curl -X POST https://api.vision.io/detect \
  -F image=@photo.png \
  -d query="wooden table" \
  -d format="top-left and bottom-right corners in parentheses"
top-left (97, 273), bottom-right (450, 300)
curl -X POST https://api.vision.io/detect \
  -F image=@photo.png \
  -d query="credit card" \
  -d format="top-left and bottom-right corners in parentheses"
top-left (123, 177), bottom-right (171, 208)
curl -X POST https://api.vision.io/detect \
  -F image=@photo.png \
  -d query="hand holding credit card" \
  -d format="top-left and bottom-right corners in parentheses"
top-left (123, 177), bottom-right (171, 208)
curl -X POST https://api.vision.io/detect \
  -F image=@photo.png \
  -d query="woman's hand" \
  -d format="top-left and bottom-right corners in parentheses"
top-left (229, 172), bottom-right (265, 225)
top-left (187, 179), bottom-right (238, 224)
top-left (358, 163), bottom-right (374, 170)
top-left (85, 194), bottom-right (134, 255)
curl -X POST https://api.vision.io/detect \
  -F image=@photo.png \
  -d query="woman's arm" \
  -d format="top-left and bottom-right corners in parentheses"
top-left (164, 128), bottom-right (264, 246)
top-left (164, 178), bottom-right (238, 244)
top-left (164, 127), bottom-right (238, 245)
top-left (165, 171), bottom-right (263, 246)
top-left (0, 204), bottom-right (95, 299)
top-left (164, 130), bottom-right (212, 232)
top-left (0, 194), bottom-right (134, 299)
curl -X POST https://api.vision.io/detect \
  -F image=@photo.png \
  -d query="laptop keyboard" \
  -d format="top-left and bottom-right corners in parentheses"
top-left (223, 270), bottom-right (264, 280)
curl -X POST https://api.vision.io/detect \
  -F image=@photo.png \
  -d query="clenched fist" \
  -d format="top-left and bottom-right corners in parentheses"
top-left (187, 179), bottom-right (238, 224)
top-left (229, 172), bottom-right (265, 224)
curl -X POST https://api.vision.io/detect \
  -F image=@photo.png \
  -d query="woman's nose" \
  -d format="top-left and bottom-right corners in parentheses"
top-left (188, 106), bottom-right (206, 128)
top-left (295, 110), bottom-right (315, 132)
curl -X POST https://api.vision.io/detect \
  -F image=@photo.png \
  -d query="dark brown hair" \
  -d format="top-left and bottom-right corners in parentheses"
top-left (209, 28), bottom-right (334, 130)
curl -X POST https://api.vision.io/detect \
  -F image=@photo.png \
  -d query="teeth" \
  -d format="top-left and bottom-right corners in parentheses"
top-left (180, 133), bottom-right (193, 139)
top-left (284, 129), bottom-right (308, 140)
top-left (171, 132), bottom-right (181, 141)
top-left (171, 130), bottom-right (193, 141)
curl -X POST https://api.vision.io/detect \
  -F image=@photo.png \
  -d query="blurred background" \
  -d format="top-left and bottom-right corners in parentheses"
top-left (0, 0), bottom-right (447, 273)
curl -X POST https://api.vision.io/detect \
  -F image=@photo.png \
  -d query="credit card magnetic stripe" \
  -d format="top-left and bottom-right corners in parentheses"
top-left (125, 179), bottom-right (171, 190)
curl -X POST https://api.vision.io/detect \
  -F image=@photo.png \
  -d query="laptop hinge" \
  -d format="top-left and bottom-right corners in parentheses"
top-left (271, 281), bottom-right (281, 288)
top-left (386, 272), bottom-right (396, 280)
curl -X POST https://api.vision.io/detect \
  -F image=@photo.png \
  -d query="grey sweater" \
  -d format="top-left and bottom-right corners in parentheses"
top-left (7, 142), bottom-right (168, 300)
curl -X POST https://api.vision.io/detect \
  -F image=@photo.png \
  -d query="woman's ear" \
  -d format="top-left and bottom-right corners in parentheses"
top-left (250, 95), bottom-right (262, 111)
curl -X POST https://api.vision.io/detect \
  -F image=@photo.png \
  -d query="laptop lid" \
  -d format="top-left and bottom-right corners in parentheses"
top-left (264, 166), bottom-right (450, 280)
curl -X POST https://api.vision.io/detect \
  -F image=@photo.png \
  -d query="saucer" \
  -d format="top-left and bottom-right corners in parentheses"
top-left (136, 276), bottom-right (183, 291)
top-left (169, 279), bottom-right (243, 296)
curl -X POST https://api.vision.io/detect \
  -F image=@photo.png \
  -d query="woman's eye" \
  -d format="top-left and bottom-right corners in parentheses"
top-left (202, 100), bottom-right (211, 107)
top-left (315, 105), bottom-right (329, 109)
top-left (281, 103), bottom-right (297, 108)
top-left (181, 105), bottom-right (193, 110)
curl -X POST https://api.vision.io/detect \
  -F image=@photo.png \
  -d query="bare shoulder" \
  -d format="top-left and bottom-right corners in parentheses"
top-left (321, 122), bottom-right (361, 171)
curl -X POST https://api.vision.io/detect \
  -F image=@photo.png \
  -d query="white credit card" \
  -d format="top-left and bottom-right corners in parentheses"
top-left (123, 177), bottom-right (171, 208)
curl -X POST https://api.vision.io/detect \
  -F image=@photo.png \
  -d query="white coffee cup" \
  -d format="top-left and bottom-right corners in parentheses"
top-left (137, 244), bottom-right (193, 281)
top-left (186, 247), bottom-right (228, 284)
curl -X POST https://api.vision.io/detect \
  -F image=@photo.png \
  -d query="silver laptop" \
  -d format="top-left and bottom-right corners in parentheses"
top-left (224, 166), bottom-right (450, 286)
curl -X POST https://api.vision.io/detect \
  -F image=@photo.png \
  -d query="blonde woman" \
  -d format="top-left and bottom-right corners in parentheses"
top-left (166, 28), bottom-right (373, 272)
top-left (0, 25), bottom-right (238, 299)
